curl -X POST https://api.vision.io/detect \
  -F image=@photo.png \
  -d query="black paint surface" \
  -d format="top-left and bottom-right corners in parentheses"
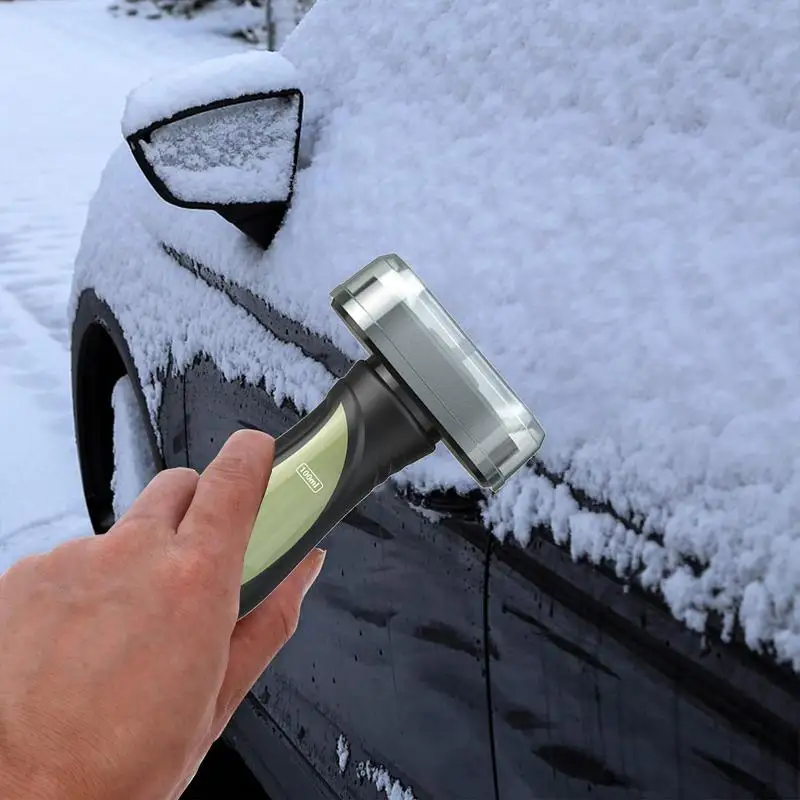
top-left (486, 536), bottom-right (800, 799)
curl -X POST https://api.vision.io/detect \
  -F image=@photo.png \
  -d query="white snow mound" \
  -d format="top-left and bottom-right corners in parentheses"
top-left (111, 375), bottom-right (159, 521)
top-left (74, 0), bottom-right (800, 669)
top-left (122, 50), bottom-right (299, 135)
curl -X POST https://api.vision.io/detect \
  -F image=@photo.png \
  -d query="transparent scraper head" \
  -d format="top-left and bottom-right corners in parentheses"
top-left (330, 254), bottom-right (545, 493)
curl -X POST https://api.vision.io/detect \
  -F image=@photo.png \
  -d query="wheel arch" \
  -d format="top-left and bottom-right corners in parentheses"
top-left (71, 289), bottom-right (164, 534)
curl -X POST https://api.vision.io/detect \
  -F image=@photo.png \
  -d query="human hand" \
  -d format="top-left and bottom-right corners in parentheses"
top-left (0, 429), bottom-right (325, 800)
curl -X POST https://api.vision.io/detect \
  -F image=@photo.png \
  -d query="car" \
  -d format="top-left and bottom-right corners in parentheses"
top-left (70, 1), bottom-right (800, 798)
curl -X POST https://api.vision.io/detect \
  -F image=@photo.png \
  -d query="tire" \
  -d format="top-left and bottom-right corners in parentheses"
top-left (71, 290), bottom-right (164, 533)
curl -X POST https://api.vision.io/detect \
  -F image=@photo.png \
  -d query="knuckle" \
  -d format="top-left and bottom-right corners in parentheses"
top-left (107, 514), bottom-right (169, 545)
top-left (211, 450), bottom-right (255, 487)
top-left (43, 536), bottom-right (97, 572)
top-left (213, 431), bottom-right (273, 484)
top-left (52, 536), bottom-right (87, 557)
top-left (170, 548), bottom-right (212, 590)
top-left (0, 551), bottom-right (44, 586)
top-left (185, 503), bottom-right (226, 542)
top-left (105, 514), bottom-right (137, 536)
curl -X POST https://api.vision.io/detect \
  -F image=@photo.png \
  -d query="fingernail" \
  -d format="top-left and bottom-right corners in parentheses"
top-left (301, 548), bottom-right (326, 597)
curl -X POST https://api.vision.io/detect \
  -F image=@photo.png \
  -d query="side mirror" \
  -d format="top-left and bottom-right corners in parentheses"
top-left (123, 55), bottom-right (303, 250)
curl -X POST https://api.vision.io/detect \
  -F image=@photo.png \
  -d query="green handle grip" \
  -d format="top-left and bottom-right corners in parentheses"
top-left (238, 357), bottom-right (436, 619)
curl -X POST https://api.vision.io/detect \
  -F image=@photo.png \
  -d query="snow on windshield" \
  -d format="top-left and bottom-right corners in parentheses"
top-left (74, 0), bottom-right (800, 669)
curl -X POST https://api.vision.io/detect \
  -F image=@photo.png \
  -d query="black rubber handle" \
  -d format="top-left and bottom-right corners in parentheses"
top-left (238, 357), bottom-right (436, 618)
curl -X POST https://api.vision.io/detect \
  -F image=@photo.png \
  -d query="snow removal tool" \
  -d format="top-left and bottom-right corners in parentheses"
top-left (238, 254), bottom-right (545, 617)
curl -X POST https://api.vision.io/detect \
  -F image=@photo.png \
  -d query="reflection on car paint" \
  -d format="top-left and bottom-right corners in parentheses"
top-left (487, 535), bottom-right (799, 798)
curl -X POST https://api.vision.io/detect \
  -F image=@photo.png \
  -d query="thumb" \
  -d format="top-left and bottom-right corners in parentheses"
top-left (214, 548), bottom-right (326, 728)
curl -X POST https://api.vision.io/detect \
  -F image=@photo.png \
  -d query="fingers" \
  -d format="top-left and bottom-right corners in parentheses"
top-left (214, 548), bottom-right (326, 728)
top-left (177, 430), bottom-right (275, 572)
top-left (112, 467), bottom-right (199, 533)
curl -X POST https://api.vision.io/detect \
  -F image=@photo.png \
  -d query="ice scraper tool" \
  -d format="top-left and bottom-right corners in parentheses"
top-left (238, 255), bottom-right (544, 617)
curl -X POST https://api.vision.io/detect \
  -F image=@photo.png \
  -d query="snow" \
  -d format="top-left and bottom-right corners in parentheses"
top-left (0, 223), bottom-right (89, 573)
top-left (122, 50), bottom-right (299, 135)
top-left (111, 376), bottom-right (159, 520)
top-left (334, 734), bottom-right (415, 798)
top-left (0, 0), bottom-right (247, 572)
top-left (336, 733), bottom-right (350, 774)
top-left (408, 502), bottom-right (446, 525)
top-left (77, 40), bottom-right (332, 441)
top-left (355, 760), bottom-right (417, 800)
top-left (79, 0), bottom-right (800, 667)
top-left (139, 92), bottom-right (300, 204)
top-left (71, 142), bottom-right (334, 433)
top-left (272, 0), bottom-right (800, 670)
top-left (109, 1), bottom-right (303, 51)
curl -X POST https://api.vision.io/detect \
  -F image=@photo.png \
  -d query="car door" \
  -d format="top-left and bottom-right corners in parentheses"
top-left (181, 322), bottom-right (498, 800)
top-left (486, 530), bottom-right (800, 799)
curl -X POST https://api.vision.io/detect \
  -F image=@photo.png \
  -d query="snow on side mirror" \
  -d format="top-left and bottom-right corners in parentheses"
top-left (122, 52), bottom-right (303, 249)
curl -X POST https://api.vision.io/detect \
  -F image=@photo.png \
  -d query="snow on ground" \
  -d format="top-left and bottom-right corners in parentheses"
top-left (0, 0), bottom-right (246, 573)
top-left (79, 0), bottom-right (800, 667)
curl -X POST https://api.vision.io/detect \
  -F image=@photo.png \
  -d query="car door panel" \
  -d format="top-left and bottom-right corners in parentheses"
top-left (249, 494), bottom-right (494, 800)
top-left (183, 355), bottom-right (497, 800)
top-left (487, 535), bottom-right (800, 799)
top-left (158, 369), bottom-right (188, 470)
top-left (225, 698), bottom-right (340, 800)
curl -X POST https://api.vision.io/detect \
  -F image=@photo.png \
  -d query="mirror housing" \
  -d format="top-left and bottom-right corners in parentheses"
top-left (125, 79), bottom-right (302, 249)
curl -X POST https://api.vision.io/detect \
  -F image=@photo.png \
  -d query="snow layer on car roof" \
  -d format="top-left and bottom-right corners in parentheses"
top-left (77, 0), bottom-right (800, 669)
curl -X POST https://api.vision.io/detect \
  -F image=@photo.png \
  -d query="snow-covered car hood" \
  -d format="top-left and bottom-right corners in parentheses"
top-left (73, 0), bottom-right (800, 669)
